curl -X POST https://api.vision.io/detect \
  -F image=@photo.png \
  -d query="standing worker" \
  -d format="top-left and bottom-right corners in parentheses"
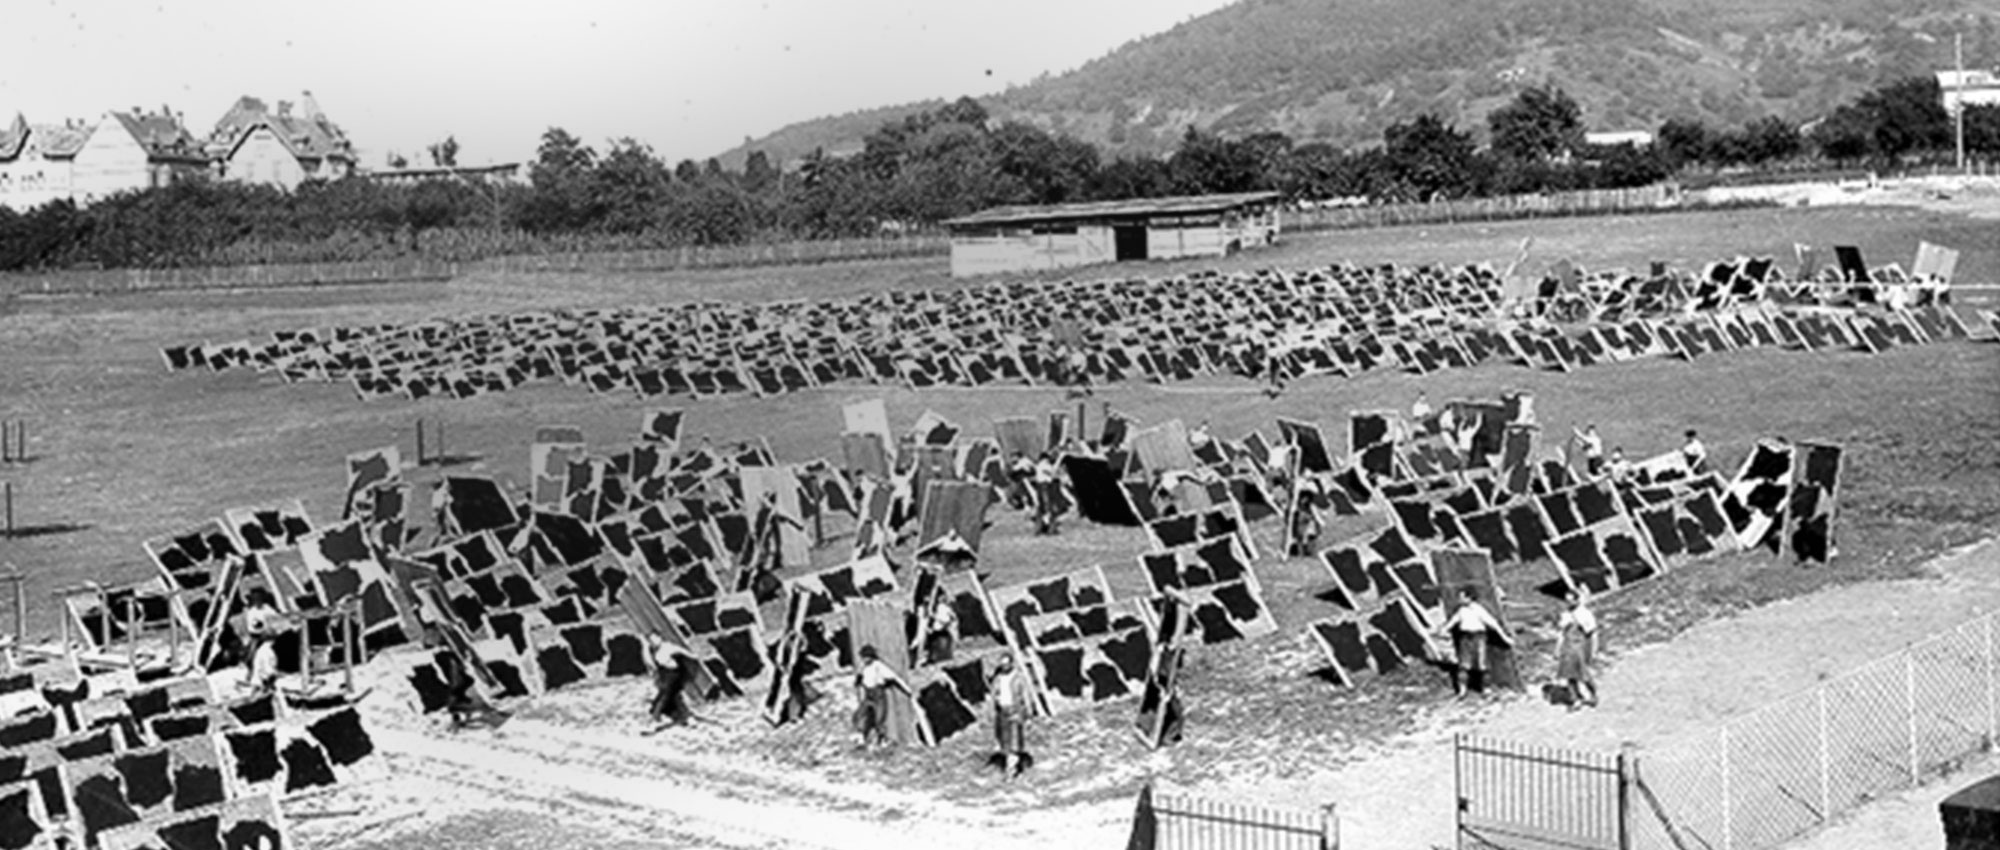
top-left (1680, 429), bottom-right (1708, 476)
top-left (1553, 588), bottom-right (1601, 710)
top-left (853, 646), bottom-right (910, 750)
top-left (1432, 588), bottom-right (1515, 698)
top-left (1572, 424), bottom-right (1605, 477)
top-left (922, 594), bottom-right (958, 665)
top-left (645, 633), bottom-right (697, 732)
top-left (1032, 452), bottom-right (1062, 536)
top-left (240, 617), bottom-right (280, 698)
top-left (989, 652), bottom-right (1035, 779)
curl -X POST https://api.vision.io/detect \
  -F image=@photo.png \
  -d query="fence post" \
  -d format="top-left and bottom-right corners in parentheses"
top-left (1908, 652), bottom-right (1920, 784)
top-left (1720, 727), bottom-right (1732, 850)
top-left (1617, 744), bottom-right (1634, 850)
top-left (1320, 802), bottom-right (1339, 850)
top-left (1988, 613), bottom-right (1996, 750)
top-left (1818, 685), bottom-right (1831, 823)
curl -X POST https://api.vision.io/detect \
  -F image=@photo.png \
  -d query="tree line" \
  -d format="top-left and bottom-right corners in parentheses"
top-left (1, 76), bottom-right (1995, 272)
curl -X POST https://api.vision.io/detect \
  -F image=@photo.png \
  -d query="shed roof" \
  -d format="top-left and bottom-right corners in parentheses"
top-left (943, 191), bottom-right (1281, 228)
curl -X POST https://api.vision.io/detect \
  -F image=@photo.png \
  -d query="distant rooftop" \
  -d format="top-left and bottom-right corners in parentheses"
top-left (943, 191), bottom-right (1282, 228)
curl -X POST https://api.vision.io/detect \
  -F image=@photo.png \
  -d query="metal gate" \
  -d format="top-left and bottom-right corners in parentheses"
top-left (1456, 734), bottom-right (1631, 850)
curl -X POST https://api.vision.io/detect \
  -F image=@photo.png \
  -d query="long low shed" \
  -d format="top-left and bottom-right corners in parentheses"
top-left (943, 191), bottom-right (1281, 278)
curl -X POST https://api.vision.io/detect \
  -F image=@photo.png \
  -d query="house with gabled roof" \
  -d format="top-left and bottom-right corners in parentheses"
top-left (207, 91), bottom-right (357, 189)
top-left (0, 113), bottom-right (92, 212)
top-left (69, 106), bottom-right (210, 204)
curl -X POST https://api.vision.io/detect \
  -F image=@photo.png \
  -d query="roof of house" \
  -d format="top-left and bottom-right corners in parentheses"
top-left (209, 94), bottom-right (356, 164)
top-left (108, 109), bottom-right (207, 162)
top-left (943, 191), bottom-right (1282, 228)
top-left (0, 114), bottom-right (27, 161)
top-left (0, 114), bottom-right (96, 162)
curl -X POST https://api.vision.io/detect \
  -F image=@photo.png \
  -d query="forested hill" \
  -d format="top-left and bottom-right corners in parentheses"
top-left (717, 0), bottom-right (2000, 167)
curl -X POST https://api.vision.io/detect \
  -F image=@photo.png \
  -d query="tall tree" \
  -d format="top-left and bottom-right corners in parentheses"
top-left (1384, 114), bottom-right (1481, 200)
top-left (594, 139), bottom-right (670, 234)
top-left (427, 135), bottom-right (460, 168)
top-left (743, 150), bottom-right (779, 194)
top-left (1489, 85), bottom-right (1584, 162)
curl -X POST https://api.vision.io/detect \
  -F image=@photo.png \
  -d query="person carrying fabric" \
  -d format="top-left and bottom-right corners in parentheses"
top-left (853, 645), bottom-right (910, 749)
top-left (1433, 588), bottom-right (1514, 697)
top-left (646, 633), bottom-right (698, 731)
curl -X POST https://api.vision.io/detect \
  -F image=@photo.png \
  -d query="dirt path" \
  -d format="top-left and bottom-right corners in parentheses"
top-left (1201, 536), bottom-right (2000, 850)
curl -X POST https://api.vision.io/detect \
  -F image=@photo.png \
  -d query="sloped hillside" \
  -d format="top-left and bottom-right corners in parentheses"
top-left (717, 0), bottom-right (2000, 166)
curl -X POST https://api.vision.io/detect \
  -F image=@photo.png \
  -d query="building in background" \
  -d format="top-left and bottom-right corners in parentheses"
top-left (0, 114), bottom-right (89, 212)
top-left (363, 162), bottom-right (524, 186)
top-left (1937, 69), bottom-right (2000, 114)
top-left (207, 92), bottom-right (357, 190)
top-left (2, 107), bottom-right (204, 210)
top-left (71, 107), bottom-right (210, 204)
top-left (942, 191), bottom-right (1281, 278)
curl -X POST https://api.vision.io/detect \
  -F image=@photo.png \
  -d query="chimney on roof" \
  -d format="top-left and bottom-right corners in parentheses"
top-left (277, 100), bottom-right (292, 118)
top-left (300, 90), bottom-right (323, 121)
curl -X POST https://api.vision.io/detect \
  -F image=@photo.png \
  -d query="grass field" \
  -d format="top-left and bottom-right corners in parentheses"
top-left (1, 202), bottom-right (1995, 847)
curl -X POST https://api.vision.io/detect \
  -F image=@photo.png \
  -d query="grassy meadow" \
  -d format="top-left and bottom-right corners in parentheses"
top-left (0, 203), bottom-right (1995, 814)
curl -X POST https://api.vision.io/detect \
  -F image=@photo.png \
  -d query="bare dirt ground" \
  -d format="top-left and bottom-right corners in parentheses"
top-left (2, 204), bottom-right (1995, 849)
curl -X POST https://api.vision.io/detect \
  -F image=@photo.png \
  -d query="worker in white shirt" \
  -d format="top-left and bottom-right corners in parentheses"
top-left (242, 617), bottom-right (280, 698)
top-left (922, 595), bottom-right (958, 665)
top-left (1572, 424), bottom-right (1605, 477)
top-left (1554, 588), bottom-right (1601, 710)
top-left (1032, 452), bottom-right (1062, 535)
top-left (1433, 588), bottom-right (1515, 697)
top-left (1680, 429), bottom-right (1708, 475)
top-left (989, 652), bottom-right (1035, 778)
top-left (1411, 391), bottom-right (1434, 422)
top-left (1606, 447), bottom-right (1632, 483)
top-left (853, 645), bottom-right (910, 749)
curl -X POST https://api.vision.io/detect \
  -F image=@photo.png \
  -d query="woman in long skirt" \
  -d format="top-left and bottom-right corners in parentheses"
top-left (1555, 588), bottom-right (1600, 710)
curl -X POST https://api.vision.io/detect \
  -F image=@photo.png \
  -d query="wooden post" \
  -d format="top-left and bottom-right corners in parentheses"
top-left (344, 605), bottom-right (357, 694)
top-left (1321, 802), bottom-right (1340, 850)
top-left (3, 481), bottom-right (10, 537)
top-left (416, 419), bottom-right (427, 467)
top-left (10, 571), bottom-right (22, 651)
top-left (124, 594), bottom-right (138, 669)
top-left (437, 420), bottom-right (446, 465)
top-left (1617, 745), bottom-right (1634, 850)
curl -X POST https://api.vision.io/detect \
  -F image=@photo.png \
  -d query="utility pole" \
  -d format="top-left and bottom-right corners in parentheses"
top-left (1957, 31), bottom-right (1967, 173)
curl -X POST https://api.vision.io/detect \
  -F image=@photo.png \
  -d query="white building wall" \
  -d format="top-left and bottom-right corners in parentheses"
top-left (224, 128), bottom-right (309, 190)
top-left (70, 119), bottom-right (152, 204)
top-left (0, 156), bottom-right (73, 212)
top-left (949, 227), bottom-right (1115, 277)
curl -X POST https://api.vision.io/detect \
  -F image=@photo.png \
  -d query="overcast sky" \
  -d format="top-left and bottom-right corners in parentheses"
top-left (1, 0), bottom-right (1236, 168)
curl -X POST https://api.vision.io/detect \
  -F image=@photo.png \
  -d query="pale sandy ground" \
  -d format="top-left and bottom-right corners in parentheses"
top-left (1215, 536), bottom-right (2000, 850)
top-left (283, 536), bottom-right (2000, 850)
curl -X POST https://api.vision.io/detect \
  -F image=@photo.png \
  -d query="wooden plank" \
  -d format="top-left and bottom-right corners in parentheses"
top-left (846, 599), bottom-right (919, 746)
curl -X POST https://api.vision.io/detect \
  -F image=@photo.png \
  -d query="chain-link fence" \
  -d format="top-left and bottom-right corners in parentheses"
top-left (1632, 612), bottom-right (1997, 850)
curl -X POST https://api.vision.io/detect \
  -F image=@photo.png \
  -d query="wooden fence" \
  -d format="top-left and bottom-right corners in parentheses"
top-left (481, 235), bottom-right (950, 274)
top-left (0, 258), bottom-right (458, 297)
top-left (1129, 782), bottom-right (1339, 849)
top-left (1283, 185), bottom-right (1681, 232)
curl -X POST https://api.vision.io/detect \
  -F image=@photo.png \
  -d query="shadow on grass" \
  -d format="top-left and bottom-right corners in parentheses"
top-left (2, 522), bottom-right (92, 539)
top-left (422, 453), bottom-right (484, 469)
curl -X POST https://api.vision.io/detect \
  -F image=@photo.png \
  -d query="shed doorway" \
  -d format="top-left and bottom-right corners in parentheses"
top-left (1113, 225), bottom-right (1148, 261)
